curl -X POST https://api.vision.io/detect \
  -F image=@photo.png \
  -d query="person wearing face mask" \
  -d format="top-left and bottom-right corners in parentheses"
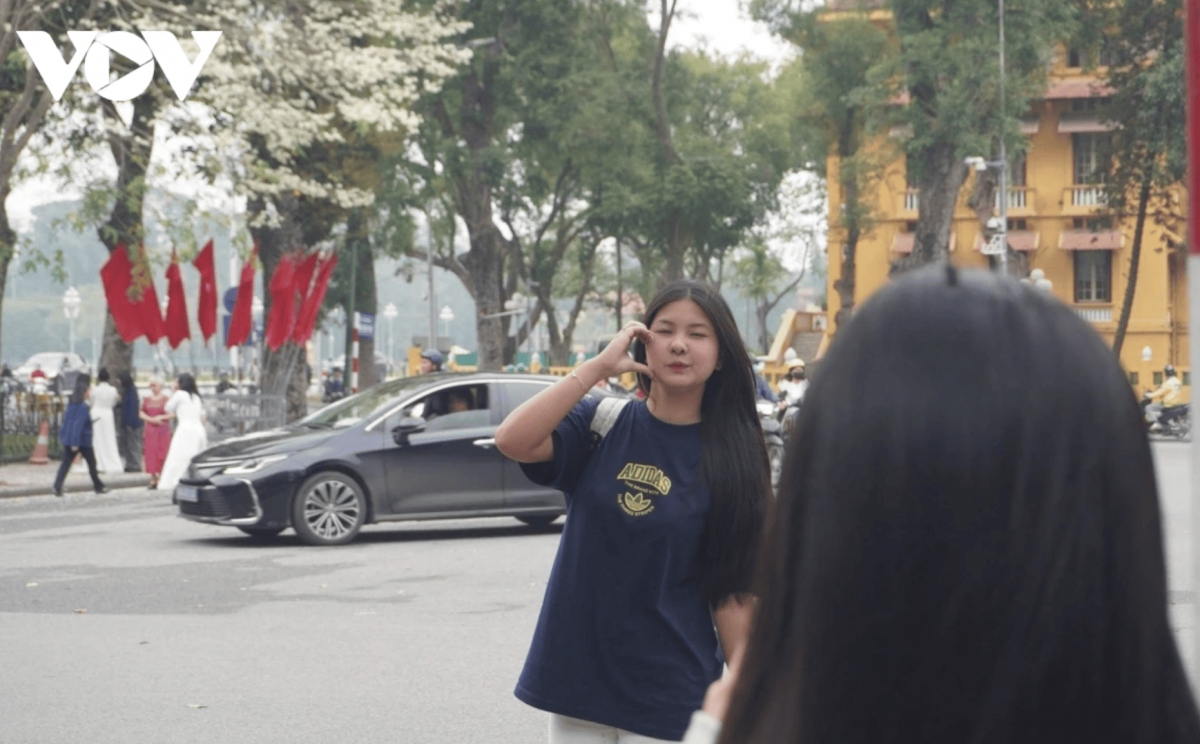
top-left (775, 359), bottom-right (807, 412)
top-left (496, 280), bottom-right (769, 744)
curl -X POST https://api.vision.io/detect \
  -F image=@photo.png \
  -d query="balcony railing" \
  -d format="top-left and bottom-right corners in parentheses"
top-left (1074, 306), bottom-right (1113, 323)
top-left (994, 187), bottom-right (1033, 211)
top-left (903, 188), bottom-right (919, 212)
top-left (1068, 185), bottom-right (1107, 208)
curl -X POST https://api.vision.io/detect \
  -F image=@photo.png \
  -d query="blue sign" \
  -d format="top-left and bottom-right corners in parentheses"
top-left (358, 312), bottom-right (375, 341)
top-left (223, 287), bottom-right (239, 313)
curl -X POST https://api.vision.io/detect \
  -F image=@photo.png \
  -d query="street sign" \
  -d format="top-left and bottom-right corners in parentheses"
top-left (358, 312), bottom-right (375, 341)
top-left (981, 233), bottom-right (1007, 256)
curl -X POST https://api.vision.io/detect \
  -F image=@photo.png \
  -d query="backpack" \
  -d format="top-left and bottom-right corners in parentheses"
top-left (588, 396), bottom-right (630, 451)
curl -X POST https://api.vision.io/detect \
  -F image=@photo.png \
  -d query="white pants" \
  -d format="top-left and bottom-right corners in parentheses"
top-left (549, 713), bottom-right (677, 744)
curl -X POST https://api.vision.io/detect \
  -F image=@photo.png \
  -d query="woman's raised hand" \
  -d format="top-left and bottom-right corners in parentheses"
top-left (591, 322), bottom-right (654, 381)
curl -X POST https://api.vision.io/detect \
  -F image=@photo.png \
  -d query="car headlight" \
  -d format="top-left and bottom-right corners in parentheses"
top-left (223, 454), bottom-right (289, 475)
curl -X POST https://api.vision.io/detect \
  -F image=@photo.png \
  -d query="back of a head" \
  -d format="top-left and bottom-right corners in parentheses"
top-left (71, 374), bottom-right (91, 404)
top-left (178, 373), bottom-right (199, 398)
top-left (97, 367), bottom-right (110, 383)
top-left (723, 266), bottom-right (1199, 744)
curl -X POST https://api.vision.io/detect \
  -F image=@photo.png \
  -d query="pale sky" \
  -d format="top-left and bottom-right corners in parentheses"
top-left (6, 2), bottom-right (797, 233)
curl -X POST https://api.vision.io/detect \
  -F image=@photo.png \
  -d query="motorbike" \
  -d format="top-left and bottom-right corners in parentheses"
top-left (757, 399), bottom-right (786, 491)
top-left (1141, 395), bottom-right (1191, 439)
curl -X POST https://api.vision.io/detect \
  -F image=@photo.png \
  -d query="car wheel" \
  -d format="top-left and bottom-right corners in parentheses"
top-left (291, 472), bottom-right (366, 546)
top-left (238, 527), bottom-right (284, 540)
top-left (517, 515), bottom-right (558, 529)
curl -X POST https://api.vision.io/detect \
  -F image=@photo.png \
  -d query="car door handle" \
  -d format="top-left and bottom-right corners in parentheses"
top-left (473, 438), bottom-right (496, 449)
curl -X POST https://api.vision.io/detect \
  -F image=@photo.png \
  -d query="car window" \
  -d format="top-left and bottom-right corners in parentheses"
top-left (386, 384), bottom-right (491, 434)
top-left (299, 376), bottom-right (439, 429)
top-left (502, 381), bottom-right (554, 416)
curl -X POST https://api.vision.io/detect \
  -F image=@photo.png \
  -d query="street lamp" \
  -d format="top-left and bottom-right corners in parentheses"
top-left (383, 302), bottom-right (398, 368)
top-left (62, 287), bottom-right (81, 356)
top-left (440, 305), bottom-right (454, 340)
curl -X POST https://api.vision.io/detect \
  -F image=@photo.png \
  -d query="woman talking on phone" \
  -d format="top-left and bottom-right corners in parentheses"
top-left (495, 280), bottom-right (770, 743)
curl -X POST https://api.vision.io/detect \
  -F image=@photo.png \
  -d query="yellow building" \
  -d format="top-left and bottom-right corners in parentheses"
top-left (824, 44), bottom-right (1190, 398)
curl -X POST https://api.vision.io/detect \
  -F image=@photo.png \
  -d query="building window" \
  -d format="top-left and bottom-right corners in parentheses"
top-left (1185, 372), bottom-right (1192, 386)
top-left (1074, 251), bottom-right (1112, 303)
top-left (1073, 217), bottom-right (1112, 231)
top-left (1008, 218), bottom-right (1027, 231)
top-left (1154, 372), bottom-right (1164, 387)
top-left (1068, 47), bottom-right (1083, 68)
top-left (1073, 133), bottom-right (1109, 185)
top-left (1129, 371), bottom-right (1139, 386)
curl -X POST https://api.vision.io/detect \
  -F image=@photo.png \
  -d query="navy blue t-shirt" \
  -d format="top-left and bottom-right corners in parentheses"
top-left (515, 398), bottom-right (721, 741)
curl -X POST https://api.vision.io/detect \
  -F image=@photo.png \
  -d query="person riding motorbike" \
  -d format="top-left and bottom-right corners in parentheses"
top-left (776, 359), bottom-right (808, 411)
top-left (419, 349), bottom-right (444, 375)
top-left (1144, 364), bottom-right (1186, 431)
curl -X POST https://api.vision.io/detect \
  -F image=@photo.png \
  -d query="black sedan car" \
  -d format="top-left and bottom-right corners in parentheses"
top-left (175, 373), bottom-right (586, 545)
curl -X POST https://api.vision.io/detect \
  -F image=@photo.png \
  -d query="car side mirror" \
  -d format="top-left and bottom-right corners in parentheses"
top-left (392, 416), bottom-right (426, 446)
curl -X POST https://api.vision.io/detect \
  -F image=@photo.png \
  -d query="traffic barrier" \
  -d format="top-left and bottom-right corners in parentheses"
top-left (28, 420), bottom-right (50, 464)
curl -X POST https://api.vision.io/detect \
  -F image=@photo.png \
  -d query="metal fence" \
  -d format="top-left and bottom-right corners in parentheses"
top-left (0, 390), bottom-right (63, 463)
top-left (204, 394), bottom-right (288, 443)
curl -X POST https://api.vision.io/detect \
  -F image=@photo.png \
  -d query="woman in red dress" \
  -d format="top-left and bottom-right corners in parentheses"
top-left (140, 376), bottom-right (171, 489)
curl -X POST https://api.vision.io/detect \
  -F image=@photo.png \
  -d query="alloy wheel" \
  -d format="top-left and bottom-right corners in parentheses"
top-left (302, 479), bottom-right (362, 541)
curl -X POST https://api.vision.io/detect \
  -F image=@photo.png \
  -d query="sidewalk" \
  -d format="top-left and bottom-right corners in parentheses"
top-left (0, 460), bottom-right (150, 499)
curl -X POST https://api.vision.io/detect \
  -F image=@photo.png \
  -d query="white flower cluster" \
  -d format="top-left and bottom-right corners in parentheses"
top-left (181, 0), bottom-right (471, 219)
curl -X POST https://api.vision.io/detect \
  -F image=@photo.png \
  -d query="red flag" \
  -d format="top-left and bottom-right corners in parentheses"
top-left (164, 252), bottom-right (190, 349)
top-left (99, 245), bottom-right (143, 342)
top-left (264, 254), bottom-right (298, 351)
top-left (192, 239), bottom-right (218, 342)
top-left (131, 245), bottom-right (166, 344)
top-left (226, 248), bottom-right (257, 348)
top-left (293, 251), bottom-right (320, 305)
top-left (292, 253), bottom-right (338, 344)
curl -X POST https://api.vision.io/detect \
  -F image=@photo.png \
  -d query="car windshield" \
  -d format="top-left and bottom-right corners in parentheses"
top-left (24, 353), bottom-right (66, 368)
top-left (297, 376), bottom-right (444, 429)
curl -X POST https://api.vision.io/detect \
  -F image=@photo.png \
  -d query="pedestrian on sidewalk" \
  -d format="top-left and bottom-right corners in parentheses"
top-left (52, 374), bottom-right (105, 497)
top-left (685, 266), bottom-right (1200, 744)
top-left (157, 374), bottom-right (208, 493)
top-left (496, 280), bottom-right (769, 744)
top-left (89, 368), bottom-right (122, 474)
top-left (140, 376), bottom-right (171, 490)
top-left (116, 370), bottom-right (143, 472)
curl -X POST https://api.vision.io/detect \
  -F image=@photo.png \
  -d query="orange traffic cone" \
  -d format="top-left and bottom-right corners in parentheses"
top-left (29, 420), bottom-right (50, 464)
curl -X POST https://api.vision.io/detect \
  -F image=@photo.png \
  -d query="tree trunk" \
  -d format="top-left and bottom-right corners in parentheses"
top-left (755, 302), bottom-right (772, 354)
top-left (253, 193), bottom-right (310, 421)
top-left (0, 194), bottom-right (15, 363)
top-left (832, 119), bottom-right (861, 333)
top-left (893, 141), bottom-right (966, 273)
top-left (1112, 168), bottom-right (1154, 358)
top-left (98, 96), bottom-right (159, 381)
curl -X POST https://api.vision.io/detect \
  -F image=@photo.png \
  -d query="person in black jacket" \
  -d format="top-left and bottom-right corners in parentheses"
top-left (52, 374), bottom-right (106, 497)
top-left (116, 370), bottom-right (143, 472)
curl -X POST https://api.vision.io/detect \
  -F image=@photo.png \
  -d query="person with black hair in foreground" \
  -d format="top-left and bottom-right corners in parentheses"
top-left (677, 265), bottom-right (1200, 744)
top-left (496, 280), bottom-right (769, 743)
top-left (52, 374), bottom-right (105, 497)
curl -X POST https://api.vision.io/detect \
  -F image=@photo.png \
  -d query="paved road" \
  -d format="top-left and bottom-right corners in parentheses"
top-left (0, 441), bottom-right (1194, 743)
top-left (0, 496), bottom-right (560, 744)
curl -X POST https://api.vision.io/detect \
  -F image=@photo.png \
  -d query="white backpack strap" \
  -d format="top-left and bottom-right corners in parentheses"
top-left (589, 397), bottom-right (630, 444)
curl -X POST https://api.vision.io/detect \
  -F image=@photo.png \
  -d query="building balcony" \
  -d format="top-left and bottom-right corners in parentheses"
top-left (1074, 305), bottom-right (1113, 323)
top-left (995, 187), bottom-right (1036, 217)
top-left (1062, 185), bottom-right (1107, 215)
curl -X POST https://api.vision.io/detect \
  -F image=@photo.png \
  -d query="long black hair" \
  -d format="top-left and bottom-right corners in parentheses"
top-left (633, 279), bottom-right (769, 608)
top-left (721, 266), bottom-right (1200, 744)
top-left (69, 373), bottom-right (91, 405)
top-left (118, 370), bottom-right (135, 398)
top-left (177, 373), bottom-right (200, 400)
